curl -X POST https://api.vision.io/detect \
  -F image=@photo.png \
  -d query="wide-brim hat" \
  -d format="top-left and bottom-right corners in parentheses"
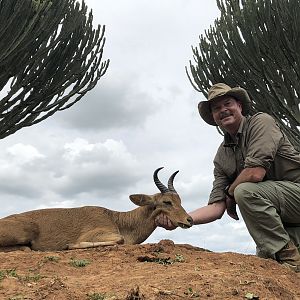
top-left (198, 83), bottom-right (251, 126)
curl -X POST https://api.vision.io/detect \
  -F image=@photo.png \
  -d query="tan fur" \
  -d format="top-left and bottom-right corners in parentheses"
top-left (0, 192), bottom-right (192, 251)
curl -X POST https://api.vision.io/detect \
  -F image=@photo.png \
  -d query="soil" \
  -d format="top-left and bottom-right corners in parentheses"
top-left (0, 239), bottom-right (299, 300)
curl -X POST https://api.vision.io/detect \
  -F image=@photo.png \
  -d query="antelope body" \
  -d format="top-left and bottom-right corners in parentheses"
top-left (0, 168), bottom-right (193, 251)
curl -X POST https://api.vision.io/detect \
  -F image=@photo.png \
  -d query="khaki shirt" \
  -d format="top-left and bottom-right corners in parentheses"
top-left (208, 113), bottom-right (300, 204)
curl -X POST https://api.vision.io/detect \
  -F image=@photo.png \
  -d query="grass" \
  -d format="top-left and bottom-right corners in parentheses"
top-left (8, 295), bottom-right (27, 300)
top-left (87, 293), bottom-right (107, 300)
top-left (0, 269), bottom-right (18, 281)
top-left (23, 273), bottom-right (42, 282)
top-left (138, 254), bottom-right (186, 265)
top-left (0, 268), bottom-right (43, 284)
top-left (87, 292), bottom-right (116, 300)
top-left (174, 254), bottom-right (185, 262)
top-left (184, 287), bottom-right (200, 298)
top-left (70, 258), bottom-right (91, 268)
top-left (44, 255), bottom-right (60, 262)
top-left (0, 271), bottom-right (5, 281)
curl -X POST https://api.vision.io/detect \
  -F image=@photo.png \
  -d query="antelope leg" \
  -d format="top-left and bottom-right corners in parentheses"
top-left (67, 239), bottom-right (124, 249)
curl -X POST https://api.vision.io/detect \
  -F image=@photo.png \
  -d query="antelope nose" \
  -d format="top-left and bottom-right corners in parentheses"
top-left (187, 216), bottom-right (193, 226)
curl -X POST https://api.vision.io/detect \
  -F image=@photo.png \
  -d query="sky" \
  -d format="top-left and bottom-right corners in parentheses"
top-left (0, 0), bottom-right (256, 254)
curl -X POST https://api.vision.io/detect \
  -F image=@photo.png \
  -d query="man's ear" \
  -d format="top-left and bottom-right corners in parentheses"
top-left (129, 194), bottom-right (154, 206)
top-left (237, 100), bottom-right (243, 112)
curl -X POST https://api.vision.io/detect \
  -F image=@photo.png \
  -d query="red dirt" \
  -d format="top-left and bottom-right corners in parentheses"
top-left (0, 239), bottom-right (299, 300)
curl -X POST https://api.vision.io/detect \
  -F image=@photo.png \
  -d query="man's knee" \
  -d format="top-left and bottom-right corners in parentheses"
top-left (234, 182), bottom-right (258, 207)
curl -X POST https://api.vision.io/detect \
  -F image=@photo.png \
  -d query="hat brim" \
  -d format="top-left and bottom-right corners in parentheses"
top-left (198, 87), bottom-right (251, 126)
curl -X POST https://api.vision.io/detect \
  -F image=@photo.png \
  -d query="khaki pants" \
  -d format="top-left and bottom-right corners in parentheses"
top-left (234, 180), bottom-right (300, 258)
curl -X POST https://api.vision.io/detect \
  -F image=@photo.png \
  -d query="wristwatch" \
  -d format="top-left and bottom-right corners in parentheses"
top-left (224, 185), bottom-right (234, 199)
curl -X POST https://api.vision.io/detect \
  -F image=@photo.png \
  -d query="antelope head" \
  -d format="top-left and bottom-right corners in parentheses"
top-left (129, 167), bottom-right (193, 229)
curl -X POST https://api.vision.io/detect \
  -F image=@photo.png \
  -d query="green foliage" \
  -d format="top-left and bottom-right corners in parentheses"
top-left (0, 271), bottom-right (5, 281)
top-left (153, 257), bottom-right (174, 265)
top-left (0, 0), bottom-right (109, 139)
top-left (174, 253), bottom-right (185, 262)
top-left (184, 287), bottom-right (200, 298)
top-left (23, 273), bottom-right (42, 282)
top-left (0, 269), bottom-right (18, 281)
top-left (87, 292), bottom-right (117, 300)
top-left (87, 293), bottom-right (108, 300)
top-left (245, 292), bottom-right (260, 299)
top-left (70, 258), bottom-right (91, 267)
top-left (138, 254), bottom-right (186, 265)
top-left (8, 295), bottom-right (27, 300)
top-left (43, 255), bottom-right (60, 262)
top-left (0, 268), bottom-right (42, 283)
top-left (187, 0), bottom-right (300, 150)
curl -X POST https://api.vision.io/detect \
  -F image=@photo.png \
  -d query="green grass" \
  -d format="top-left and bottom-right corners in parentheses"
top-left (0, 268), bottom-right (43, 284)
top-left (87, 292), bottom-right (117, 300)
top-left (70, 258), bottom-right (91, 268)
top-left (8, 295), bottom-right (26, 300)
top-left (174, 254), bottom-right (185, 262)
top-left (0, 271), bottom-right (5, 281)
top-left (87, 293), bottom-right (107, 300)
top-left (23, 273), bottom-right (42, 282)
top-left (139, 254), bottom-right (186, 265)
top-left (184, 287), bottom-right (200, 298)
top-left (44, 255), bottom-right (60, 262)
top-left (0, 269), bottom-right (18, 281)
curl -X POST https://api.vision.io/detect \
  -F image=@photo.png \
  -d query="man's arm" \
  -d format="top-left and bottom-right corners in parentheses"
top-left (155, 200), bottom-right (226, 229)
top-left (189, 201), bottom-right (226, 224)
top-left (227, 113), bottom-right (282, 197)
top-left (227, 166), bottom-right (266, 196)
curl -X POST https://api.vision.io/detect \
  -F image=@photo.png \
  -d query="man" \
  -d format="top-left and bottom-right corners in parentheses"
top-left (156, 83), bottom-right (300, 272)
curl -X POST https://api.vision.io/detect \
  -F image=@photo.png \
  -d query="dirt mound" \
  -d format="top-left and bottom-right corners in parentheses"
top-left (0, 239), bottom-right (299, 300)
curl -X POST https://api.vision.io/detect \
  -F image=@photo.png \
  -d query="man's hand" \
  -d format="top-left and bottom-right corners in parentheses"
top-left (155, 214), bottom-right (177, 230)
top-left (225, 196), bottom-right (239, 220)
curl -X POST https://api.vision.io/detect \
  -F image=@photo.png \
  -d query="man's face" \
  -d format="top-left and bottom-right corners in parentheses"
top-left (210, 96), bottom-right (243, 132)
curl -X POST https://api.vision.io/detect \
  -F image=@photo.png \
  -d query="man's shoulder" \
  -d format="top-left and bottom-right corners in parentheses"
top-left (248, 112), bottom-right (274, 122)
top-left (246, 112), bottom-right (276, 128)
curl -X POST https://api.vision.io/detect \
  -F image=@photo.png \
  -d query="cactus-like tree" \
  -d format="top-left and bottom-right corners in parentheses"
top-left (187, 0), bottom-right (300, 150)
top-left (0, 0), bottom-right (109, 139)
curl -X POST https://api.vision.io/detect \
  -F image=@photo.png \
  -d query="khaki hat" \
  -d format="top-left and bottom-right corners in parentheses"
top-left (198, 83), bottom-right (251, 126)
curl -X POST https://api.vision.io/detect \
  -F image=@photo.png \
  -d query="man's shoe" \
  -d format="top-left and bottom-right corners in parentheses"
top-left (275, 240), bottom-right (300, 272)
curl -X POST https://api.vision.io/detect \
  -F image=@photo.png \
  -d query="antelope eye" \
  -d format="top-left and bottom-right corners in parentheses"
top-left (163, 200), bottom-right (172, 206)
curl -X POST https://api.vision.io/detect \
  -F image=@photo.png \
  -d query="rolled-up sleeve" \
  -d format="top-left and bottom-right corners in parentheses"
top-left (244, 114), bottom-right (283, 170)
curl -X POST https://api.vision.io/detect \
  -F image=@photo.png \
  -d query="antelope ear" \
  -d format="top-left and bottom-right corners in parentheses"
top-left (129, 194), bottom-right (154, 206)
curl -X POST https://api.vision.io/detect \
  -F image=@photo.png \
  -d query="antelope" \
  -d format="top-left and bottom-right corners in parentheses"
top-left (0, 167), bottom-right (193, 251)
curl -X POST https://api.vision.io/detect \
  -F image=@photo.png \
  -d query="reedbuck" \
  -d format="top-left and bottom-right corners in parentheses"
top-left (0, 167), bottom-right (193, 251)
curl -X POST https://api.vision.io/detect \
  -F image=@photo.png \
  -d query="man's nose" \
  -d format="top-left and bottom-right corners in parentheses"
top-left (219, 105), bottom-right (227, 112)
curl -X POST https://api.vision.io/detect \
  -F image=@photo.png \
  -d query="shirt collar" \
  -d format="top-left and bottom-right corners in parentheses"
top-left (223, 116), bottom-right (246, 147)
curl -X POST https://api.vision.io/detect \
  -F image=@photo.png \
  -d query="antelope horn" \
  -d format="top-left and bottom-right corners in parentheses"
top-left (167, 170), bottom-right (179, 193)
top-left (153, 167), bottom-right (169, 194)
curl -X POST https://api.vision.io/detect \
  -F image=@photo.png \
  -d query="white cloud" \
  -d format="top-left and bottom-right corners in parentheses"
top-left (56, 138), bottom-right (140, 196)
top-left (55, 77), bottom-right (157, 131)
top-left (6, 143), bottom-right (45, 164)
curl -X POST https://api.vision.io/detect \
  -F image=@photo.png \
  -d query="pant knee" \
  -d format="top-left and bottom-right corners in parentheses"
top-left (234, 182), bottom-right (257, 207)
